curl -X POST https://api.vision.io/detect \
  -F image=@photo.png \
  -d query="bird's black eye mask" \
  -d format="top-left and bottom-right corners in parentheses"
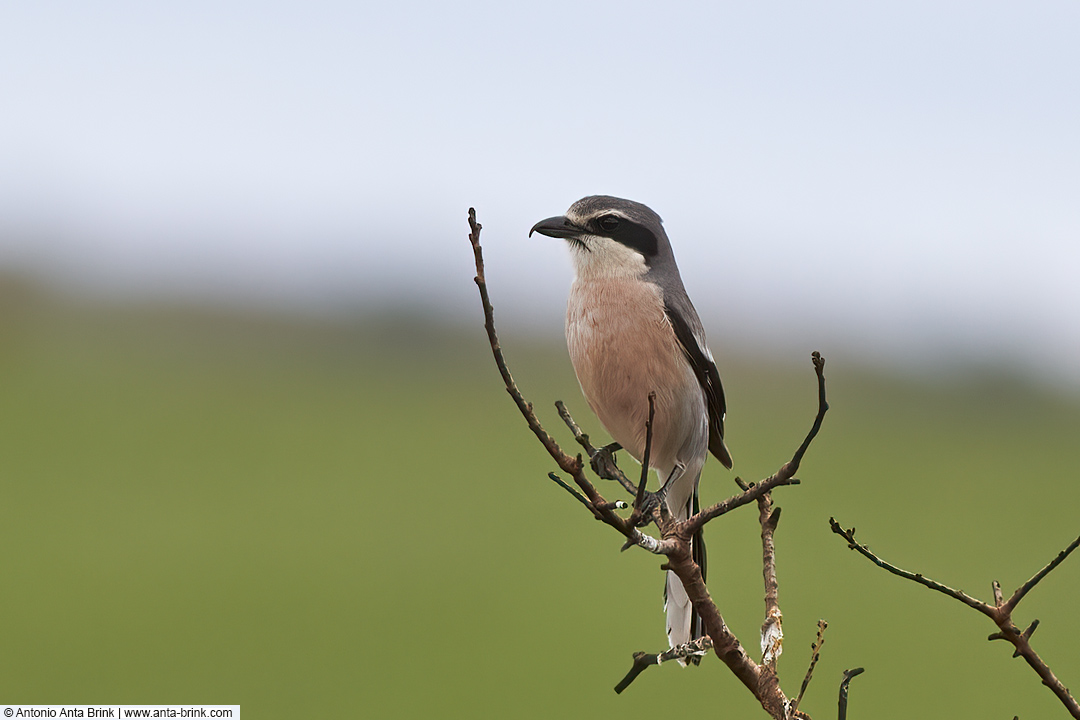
top-left (591, 214), bottom-right (659, 259)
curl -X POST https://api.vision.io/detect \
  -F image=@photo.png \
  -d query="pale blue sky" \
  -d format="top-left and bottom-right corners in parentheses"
top-left (2, 1), bottom-right (1079, 380)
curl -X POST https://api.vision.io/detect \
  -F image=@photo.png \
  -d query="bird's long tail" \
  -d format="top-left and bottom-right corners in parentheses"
top-left (664, 488), bottom-right (707, 666)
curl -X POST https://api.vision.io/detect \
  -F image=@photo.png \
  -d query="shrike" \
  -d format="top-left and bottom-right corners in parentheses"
top-left (531, 195), bottom-right (732, 659)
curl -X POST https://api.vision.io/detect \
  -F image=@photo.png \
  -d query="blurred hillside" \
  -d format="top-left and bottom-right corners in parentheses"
top-left (1, 273), bottom-right (1079, 718)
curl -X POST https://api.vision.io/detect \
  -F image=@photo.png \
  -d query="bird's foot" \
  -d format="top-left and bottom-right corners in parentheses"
top-left (645, 477), bottom-right (677, 523)
top-left (635, 490), bottom-right (663, 520)
top-left (589, 442), bottom-right (622, 479)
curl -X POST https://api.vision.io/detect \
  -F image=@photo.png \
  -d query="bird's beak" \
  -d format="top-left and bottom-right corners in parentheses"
top-left (529, 215), bottom-right (585, 239)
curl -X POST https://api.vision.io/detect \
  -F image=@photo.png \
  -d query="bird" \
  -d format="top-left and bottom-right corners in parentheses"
top-left (530, 195), bottom-right (732, 661)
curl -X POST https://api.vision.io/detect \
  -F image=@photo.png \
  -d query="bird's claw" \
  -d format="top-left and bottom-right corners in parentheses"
top-left (636, 491), bottom-right (662, 519)
top-left (589, 442), bottom-right (622, 479)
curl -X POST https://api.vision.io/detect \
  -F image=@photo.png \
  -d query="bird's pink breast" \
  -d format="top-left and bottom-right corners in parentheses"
top-left (565, 277), bottom-right (706, 475)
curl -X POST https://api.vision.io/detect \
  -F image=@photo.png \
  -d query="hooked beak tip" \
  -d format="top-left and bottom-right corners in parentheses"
top-left (530, 215), bottom-right (583, 240)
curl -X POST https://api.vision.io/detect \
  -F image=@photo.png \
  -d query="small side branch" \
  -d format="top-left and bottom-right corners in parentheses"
top-left (685, 474), bottom-right (801, 536)
top-left (780, 351), bottom-right (829, 479)
top-left (1003, 532), bottom-right (1080, 613)
top-left (547, 472), bottom-right (591, 506)
top-left (828, 518), bottom-right (991, 616)
top-left (631, 392), bottom-right (657, 520)
top-left (685, 350), bottom-right (826, 540)
top-left (613, 636), bottom-right (714, 694)
top-left (469, 209), bottom-right (575, 475)
top-left (791, 620), bottom-right (828, 716)
top-left (555, 400), bottom-right (637, 495)
top-left (759, 498), bottom-right (783, 668)
top-left (837, 668), bottom-right (864, 720)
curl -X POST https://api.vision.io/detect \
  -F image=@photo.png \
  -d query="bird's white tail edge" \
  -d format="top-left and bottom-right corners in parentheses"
top-left (664, 568), bottom-right (694, 662)
top-left (663, 483), bottom-right (701, 666)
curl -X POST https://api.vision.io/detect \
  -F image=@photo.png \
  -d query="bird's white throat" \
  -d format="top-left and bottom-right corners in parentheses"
top-left (569, 235), bottom-right (649, 282)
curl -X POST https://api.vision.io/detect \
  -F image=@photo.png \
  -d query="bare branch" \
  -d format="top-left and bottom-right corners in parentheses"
top-left (686, 471), bottom-right (801, 534)
top-left (613, 653), bottom-right (657, 696)
top-left (1004, 532), bottom-right (1080, 613)
top-left (469, 209), bottom-right (576, 475)
top-left (614, 637), bottom-right (714, 694)
top-left (779, 351), bottom-right (829, 479)
top-left (556, 400), bottom-right (638, 495)
top-left (659, 545), bottom-right (771, 707)
top-left (547, 472), bottom-right (594, 511)
top-left (554, 400), bottom-right (595, 453)
top-left (468, 209), bottom-right (637, 542)
top-left (792, 620), bottom-right (828, 716)
top-left (829, 518), bottom-right (1080, 717)
top-left (1002, 617), bottom-right (1079, 717)
top-left (837, 668), bottom-right (864, 720)
top-left (687, 351), bottom-right (827, 536)
top-left (828, 518), bottom-right (993, 616)
top-left (760, 499), bottom-right (783, 668)
top-left (631, 392), bottom-right (656, 519)
top-left (1011, 619), bottom-right (1040, 657)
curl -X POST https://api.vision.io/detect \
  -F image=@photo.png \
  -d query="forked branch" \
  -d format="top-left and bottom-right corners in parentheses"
top-left (830, 519), bottom-right (1080, 718)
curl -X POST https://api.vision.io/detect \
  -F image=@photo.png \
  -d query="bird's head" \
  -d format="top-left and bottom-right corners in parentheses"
top-left (530, 195), bottom-right (671, 280)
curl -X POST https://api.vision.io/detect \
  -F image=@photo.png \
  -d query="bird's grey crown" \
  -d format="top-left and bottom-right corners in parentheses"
top-left (566, 195), bottom-right (664, 229)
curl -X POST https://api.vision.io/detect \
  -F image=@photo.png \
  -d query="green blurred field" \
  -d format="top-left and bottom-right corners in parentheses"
top-left (2, 278), bottom-right (1078, 718)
